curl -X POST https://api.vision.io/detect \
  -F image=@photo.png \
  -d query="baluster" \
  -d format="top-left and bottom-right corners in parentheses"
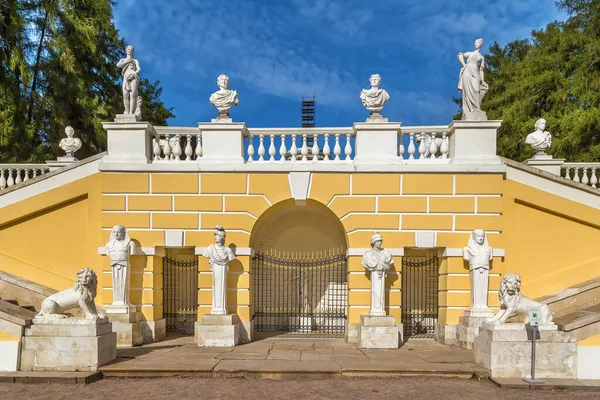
top-left (0, 170), bottom-right (6, 189)
top-left (344, 133), bottom-right (352, 161)
top-left (301, 134), bottom-right (309, 161)
top-left (185, 134), bottom-right (193, 161)
top-left (246, 134), bottom-right (254, 163)
top-left (408, 133), bottom-right (416, 160)
top-left (398, 133), bottom-right (405, 158)
top-left (323, 134), bottom-right (331, 161)
top-left (582, 167), bottom-right (590, 186)
top-left (173, 134), bottom-right (182, 160)
top-left (290, 134), bottom-right (298, 162)
top-left (163, 134), bottom-right (172, 161)
top-left (418, 133), bottom-right (426, 160)
top-left (311, 134), bottom-right (319, 161)
top-left (564, 167), bottom-right (571, 180)
top-left (268, 134), bottom-right (276, 162)
top-left (573, 167), bottom-right (581, 183)
top-left (195, 133), bottom-right (203, 159)
top-left (333, 134), bottom-right (341, 161)
top-left (33, 169), bottom-right (38, 178)
top-left (591, 167), bottom-right (598, 188)
top-left (440, 132), bottom-right (449, 159)
top-left (279, 134), bottom-right (287, 162)
top-left (23, 169), bottom-right (30, 182)
top-left (7, 169), bottom-right (14, 187)
top-left (41, 168), bottom-right (47, 175)
top-left (15, 168), bottom-right (22, 185)
top-left (429, 133), bottom-right (438, 159)
top-left (153, 133), bottom-right (161, 160)
top-left (258, 135), bottom-right (266, 162)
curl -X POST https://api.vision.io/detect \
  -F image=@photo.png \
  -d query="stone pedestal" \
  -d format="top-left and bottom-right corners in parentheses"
top-left (46, 160), bottom-right (76, 171)
top-left (197, 122), bottom-right (246, 163)
top-left (142, 319), bottom-right (166, 344)
top-left (435, 322), bottom-right (457, 345)
top-left (353, 122), bottom-right (402, 163)
top-left (195, 314), bottom-right (241, 347)
top-left (20, 318), bottom-right (117, 372)
top-left (475, 322), bottom-right (576, 379)
top-left (524, 156), bottom-right (565, 175)
top-left (449, 120), bottom-right (502, 164)
top-left (358, 315), bottom-right (401, 349)
top-left (107, 311), bottom-right (143, 347)
top-left (101, 118), bottom-right (154, 164)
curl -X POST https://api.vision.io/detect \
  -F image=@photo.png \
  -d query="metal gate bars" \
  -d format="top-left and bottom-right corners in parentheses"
top-left (163, 256), bottom-right (198, 335)
top-left (401, 251), bottom-right (440, 339)
top-left (252, 249), bottom-right (348, 337)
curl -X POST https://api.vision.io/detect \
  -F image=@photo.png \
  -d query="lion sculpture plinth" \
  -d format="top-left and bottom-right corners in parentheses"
top-left (36, 268), bottom-right (106, 320)
top-left (486, 273), bottom-right (554, 326)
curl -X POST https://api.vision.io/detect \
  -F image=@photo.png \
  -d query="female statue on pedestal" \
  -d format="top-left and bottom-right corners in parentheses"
top-left (105, 225), bottom-right (134, 313)
top-left (202, 225), bottom-right (235, 315)
top-left (361, 231), bottom-right (394, 316)
top-left (457, 38), bottom-right (488, 119)
top-left (463, 229), bottom-right (493, 314)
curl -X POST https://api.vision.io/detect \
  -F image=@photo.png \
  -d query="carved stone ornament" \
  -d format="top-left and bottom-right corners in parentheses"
top-left (526, 118), bottom-right (552, 157)
top-left (463, 229), bottom-right (493, 312)
top-left (486, 273), bottom-right (555, 326)
top-left (361, 231), bottom-right (394, 316)
top-left (209, 74), bottom-right (239, 120)
top-left (359, 74), bottom-right (390, 119)
top-left (117, 44), bottom-right (141, 116)
top-left (202, 225), bottom-right (236, 315)
top-left (457, 38), bottom-right (488, 120)
top-left (35, 268), bottom-right (106, 320)
top-left (105, 225), bottom-right (134, 313)
top-left (58, 126), bottom-right (82, 159)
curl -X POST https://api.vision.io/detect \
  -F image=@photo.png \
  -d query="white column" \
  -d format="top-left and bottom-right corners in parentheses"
top-left (370, 272), bottom-right (386, 316)
top-left (353, 122), bottom-right (402, 163)
top-left (197, 122), bottom-right (246, 164)
top-left (448, 120), bottom-right (502, 164)
top-left (211, 264), bottom-right (227, 316)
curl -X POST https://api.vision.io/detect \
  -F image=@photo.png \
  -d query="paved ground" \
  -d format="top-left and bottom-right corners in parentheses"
top-left (1, 376), bottom-right (599, 400)
top-left (99, 334), bottom-right (482, 377)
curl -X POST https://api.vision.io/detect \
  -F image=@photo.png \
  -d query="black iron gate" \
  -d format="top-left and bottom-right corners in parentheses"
top-left (401, 250), bottom-right (440, 339)
top-left (252, 249), bottom-right (347, 337)
top-left (163, 255), bottom-right (198, 335)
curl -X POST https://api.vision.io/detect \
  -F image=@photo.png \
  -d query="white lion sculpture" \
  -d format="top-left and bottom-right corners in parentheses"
top-left (36, 268), bottom-right (106, 320)
top-left (486, 273), bottom-right (554, 326)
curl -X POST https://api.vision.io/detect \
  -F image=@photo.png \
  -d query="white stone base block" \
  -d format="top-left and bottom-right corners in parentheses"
top-left (457, 315), bottom-right (490, 350)
top-left (0, 340), bottom-right (20, 371)
top-left (577, 345), bottom-right (600, 379)
top-left (346, 323), bottom-right (359, 344)
top-left (358, 315), bottom-right (401, 349)
top-left (20, 319), bottom-right (117, 372)
top-left (475, 322), bottom-right (577, 379)
top-left (435, 322), bottom-right (457, 345)
top-left (524, 157), bottom-right (566, 175)
top-left (142, 319), bottom-right (166, 344)
top-left (107, 312), bottom-right (143, 347)
top-left (195, 314), bottom-right (241, 347)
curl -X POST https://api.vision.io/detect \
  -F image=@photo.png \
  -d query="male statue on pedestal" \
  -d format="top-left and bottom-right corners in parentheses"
top-left (463, 229), bottom-right (493, 315)
top-left (117, 45), bottom-right (141, 117)
top-left (202, 225), bottom-right (235, 315)
top-left (361, 231), bottom-right (394, 316)
top-left (105, 225), bottom-right (134, 313)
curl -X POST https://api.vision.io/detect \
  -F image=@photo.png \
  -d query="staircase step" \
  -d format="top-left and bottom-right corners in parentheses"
top-left (0, 299), bottom-right (36, 326)
top-left (555, 306), bottom-right (600, 332)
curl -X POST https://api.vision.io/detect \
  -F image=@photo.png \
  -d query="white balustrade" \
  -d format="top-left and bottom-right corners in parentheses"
top-left (398, 127), bottom-right (449, 161)
top-left (151, 129), bottom-right (203, 162)
top-left (562, 163), bottom-right (600, 189)
top-left (0, 165), bottom-right (50, 191)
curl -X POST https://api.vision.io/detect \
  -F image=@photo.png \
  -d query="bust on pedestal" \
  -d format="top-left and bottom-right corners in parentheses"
top-left (358, 232), bottom-right (401, 349)
top-left (523, 118), bottom-right (565, 174)
top-left (209, 74), bottom-right (238, 123)
top-left (360, 74), bottom-right (390, 122)
top-left (196, 225), bottom-right (242, 346)
top-left (47, 126), bottom-right (83, 170)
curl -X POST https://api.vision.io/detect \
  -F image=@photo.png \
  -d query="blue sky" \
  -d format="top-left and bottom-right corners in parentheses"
top-left (113, 0), bottom-right (565, 128)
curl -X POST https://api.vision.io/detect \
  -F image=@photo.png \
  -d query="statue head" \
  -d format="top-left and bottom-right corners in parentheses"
top-left (534, 118), bottom-right (547, 132)
top-left (474, 38), bottom-right (484, 50)
top-left (369, 74), bottom-right (381, 88)
top-left (216, 74), bottom-right (230, 90)
top-left (111, 225), bottom-right (126, 241)
top-left (214, 225), bottom-right (226, 244)
top-left (370, 231), bottom-right (383, 249)
top-left (500, 273), bottom-right (521, 297)
top-left (65, 126), bottom-right (74, 138)
top-left (125, 45), bottom-right (135, 57)
top-left (473, 229), bottom-right (485, 245)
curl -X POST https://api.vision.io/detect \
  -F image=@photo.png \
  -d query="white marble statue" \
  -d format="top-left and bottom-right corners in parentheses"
top-left (526, 118), bottom-right (552, 156)
top-left (209, 74), bottom-right (239, 119)
top-left (134, 95), bottom-right (142, 121)
top-left (105, 225), bottom-right (134, 313)
top-left (360, 74), bottom-right (390, 118)
top-left (117, 45), bottom-right (141, 116)
top-left (36, 268), bottom-right (105, 320)
top-left (486, 273), bottom-right (555, 326)
top-left (361, 231), bottom-right (394, 316)
top-left (463, 229), bottom-right (493, 313)
top-left (457, 38), bottom-right (488, 119)
top-left (59, 126), bottom-right (82, 159)
top-left (202, 225), bottom-right (236, 315)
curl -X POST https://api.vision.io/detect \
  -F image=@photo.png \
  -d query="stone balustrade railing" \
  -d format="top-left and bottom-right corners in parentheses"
top-left (0, 164), bottom-right (50, 190)
top-left (152, 127), bottom-right (202, 163)
top-left (399, 126), bottom-right (450, 161)
top-left (562, 163), bottom-right (599, 188)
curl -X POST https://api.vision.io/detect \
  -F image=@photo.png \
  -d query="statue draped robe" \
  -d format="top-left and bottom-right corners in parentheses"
top-left (361, 248), bottom-right (394, 316)
top-left (203, 244), bottom-right (235, 315)
top-left (458, 52), bottom-right (486, 114)
top-left (463, 243), bottom-right (492, 310)
top-left (209, 89), bottom-right (238, 112)
top-left (359, 88), bottom-right (390, 113)
top-left (106, 238), bottom-right (132, 310)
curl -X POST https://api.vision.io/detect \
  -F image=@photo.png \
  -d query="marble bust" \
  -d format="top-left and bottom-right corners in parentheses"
top-left (116, 45), bottom-right (141, 116)
top-left (105, 225), bottom-right (135, 313)
top-left (526, 118), bottom-right (552, 156)
top-left (463, 229), bottom-right (493, 314)
top-left (361, 231), bottom-right (394, 316)
top-left (209, 74), bottom-right (239, 120)
top-left (202, 225), bottom-right (236, 315)
top-left (360, 74), bottom-right (390, 118)
top-left (457, 38), bottom-right (488, 120)
top-left (59, 126), bottom-right (82, 159)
